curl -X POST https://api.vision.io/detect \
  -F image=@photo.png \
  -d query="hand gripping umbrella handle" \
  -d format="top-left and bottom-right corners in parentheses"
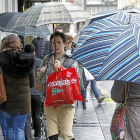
top-left (54, 58), bottom-right (59, 72)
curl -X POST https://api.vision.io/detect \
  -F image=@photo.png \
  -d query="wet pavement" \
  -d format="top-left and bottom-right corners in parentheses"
top-left (0, 81), bottom-right (116, 140)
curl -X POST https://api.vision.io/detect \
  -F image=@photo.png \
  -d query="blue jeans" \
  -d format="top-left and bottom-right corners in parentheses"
top-left (0, 110), bottom-right (7, 139)
top-left (86, 80), bottom-right (100, 99)
top-left (2, 111), bottom-right (27, 140)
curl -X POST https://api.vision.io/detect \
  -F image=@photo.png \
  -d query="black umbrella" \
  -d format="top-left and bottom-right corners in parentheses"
top-left (0, 12), bottom-right (52, 37)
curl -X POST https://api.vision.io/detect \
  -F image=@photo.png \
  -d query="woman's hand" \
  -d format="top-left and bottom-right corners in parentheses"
top-left (54, 60), bottom-right (61, 70)
top-left (40, 66), bottom-right (47, 75)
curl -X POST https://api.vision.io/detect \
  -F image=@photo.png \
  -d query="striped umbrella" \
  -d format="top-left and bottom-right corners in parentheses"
top-left (13, 2), bottom-right (90, 28)
top-left (72, 15), bottom-right (140, 84)
top-left (76, 12), bottom-right (127, 48)
top-left (72, 10), bottom-right (119, 44)
top-left (96, 23), bottom-right (140, 83)
top-left (74, 7), bottom-right (140, 48)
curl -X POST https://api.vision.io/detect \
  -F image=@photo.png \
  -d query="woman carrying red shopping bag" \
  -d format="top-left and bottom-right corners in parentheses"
top-left (37, 31), bottom-right (81, 140)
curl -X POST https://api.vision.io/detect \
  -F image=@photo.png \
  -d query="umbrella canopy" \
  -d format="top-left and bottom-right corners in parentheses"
top-left (73, 7), bottom-right (140, 46)
top-left (72, 10), bottom-right (119, 44)
top-left (72, 13), bottom-right (140, 84)
top-left (0, 12), bottom-right (52, 37)
top-left (123, 6), bottom-right (140, 14)
top-left (75, 12), bottom-right (126, 48)
top-left (13, 2), bottom-right (91, 28)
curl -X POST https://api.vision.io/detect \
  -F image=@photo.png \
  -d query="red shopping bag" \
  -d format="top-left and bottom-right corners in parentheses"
top-left (45, 66), bottom-right (83, 108)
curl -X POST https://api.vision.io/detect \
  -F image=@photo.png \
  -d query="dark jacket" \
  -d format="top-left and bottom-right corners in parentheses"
top-left (0, 50), bottom-right (35, 115)
top-left (28, 53), bottom-right (42, 96)
top-left (111, 81), bottom-right (140, 140)
top-left (32, 37), bottom-right (53, 59)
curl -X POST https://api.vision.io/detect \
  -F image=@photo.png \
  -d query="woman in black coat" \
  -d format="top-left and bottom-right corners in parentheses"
top-left (0, 34), bottom-right (35, 140)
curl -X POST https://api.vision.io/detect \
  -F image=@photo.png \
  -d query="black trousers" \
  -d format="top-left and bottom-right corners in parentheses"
top-left (25, 95), bottom-right (42, 139)
top-left (25, 112), bottom-right (32, 140)
top-left (31, 95), bottom-right (42, 137)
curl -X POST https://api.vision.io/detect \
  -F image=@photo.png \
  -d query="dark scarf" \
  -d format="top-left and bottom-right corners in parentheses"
top-left (0, 50), bottom-right (34, 78)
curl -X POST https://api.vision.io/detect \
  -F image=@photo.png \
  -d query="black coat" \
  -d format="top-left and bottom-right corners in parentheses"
top-left (0, 50), bottom-right (35, 115)
top-left (32, 37), bottom-right (53, 59)
top-left (28, 53), bottom-right (42, 96)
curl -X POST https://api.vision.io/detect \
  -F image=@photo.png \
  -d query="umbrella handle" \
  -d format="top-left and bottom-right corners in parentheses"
top-left (54, 58), bottom-right (59, 72)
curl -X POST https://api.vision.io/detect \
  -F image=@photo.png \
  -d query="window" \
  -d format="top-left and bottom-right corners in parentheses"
top-left (87, 7), bottom-right (91, 14)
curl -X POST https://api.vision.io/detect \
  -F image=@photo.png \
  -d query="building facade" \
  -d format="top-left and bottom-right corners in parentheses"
top-left (75, 0), bottom-right (118, 16)
top-left (118, 0), bottom-right (140, 10)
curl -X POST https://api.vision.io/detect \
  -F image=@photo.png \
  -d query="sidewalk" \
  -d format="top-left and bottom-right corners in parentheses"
top-left (0, 81), bottom-right (116, 140)
top-left (69, 81), bottom-right (116, 140)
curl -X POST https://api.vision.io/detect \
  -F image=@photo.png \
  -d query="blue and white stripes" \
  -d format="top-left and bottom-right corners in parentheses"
top-left (72, 12), bottom-right (140, 84)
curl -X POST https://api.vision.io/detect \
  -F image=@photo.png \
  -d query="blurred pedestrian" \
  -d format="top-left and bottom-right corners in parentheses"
top-left (55, 26), bottom-right (63, 32)
top-left (32, 37), bottom-right (53, 59)
top-left (83, 67), bottom-right (105, 108)
top-left (64, 34), bottom-right (87, 109)
top-left (65, 34), bottom-right (75, 56)
top-left (25, 112), bottom-right (32, 140)
top-left (37, 31), bottom-right (78, 140)
top-left (0, 34), bottom-right (35, 140)
top-left (111, 81), bottom-right (140, 140)
top-left (24, 43), bottom-right (42, 140)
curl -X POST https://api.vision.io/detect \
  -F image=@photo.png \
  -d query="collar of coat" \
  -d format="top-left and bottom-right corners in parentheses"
top-left (0, 49), bottom-right (34, 79)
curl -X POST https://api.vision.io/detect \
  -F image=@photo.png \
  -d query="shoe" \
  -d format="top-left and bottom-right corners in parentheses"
top-left (73, 118), bottom-right (77, 124)
top-left (82, 101), bottom-right (86, 109)
top-left (35, 137), bottom-right (41, 140)
top-left (97, 97), bottom-right (105, 103)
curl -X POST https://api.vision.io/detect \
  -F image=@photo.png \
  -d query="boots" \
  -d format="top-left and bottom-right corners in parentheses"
top-left (48, 134), bottom-right (58, 140)
top-left (82, 100), bottom-right (86, 109)
top-left (97, 96), bottom-right (105, 103)
top-left (35, 137), bottom-right (41, 140)
top-left (73, 117), bottom-right (77, 124)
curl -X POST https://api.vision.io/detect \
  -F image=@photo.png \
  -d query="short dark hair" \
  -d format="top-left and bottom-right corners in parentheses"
top-left (55, 26), bottom-right (63, 32)
top-left (50, 31), bottom-right (66, 45)
top-left (24, 43), bottom-right (35, 53)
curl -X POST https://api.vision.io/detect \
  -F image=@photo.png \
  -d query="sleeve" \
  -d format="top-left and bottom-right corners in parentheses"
top-left (111, 80), bottom-right (125, 103)
top-left (37, 55), bottom-right (48, 80)
top-left (71, 60), bottom-right (79, 75)
top-left (29, 70), bottom-right (36, 88)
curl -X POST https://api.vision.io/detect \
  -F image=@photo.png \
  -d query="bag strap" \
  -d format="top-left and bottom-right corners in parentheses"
top-left (38, 55), bottom-right (50, 80)
top-left (125, 82), bottom-right (130, 102)
top-left (44, 55), bottom-right (50, 66)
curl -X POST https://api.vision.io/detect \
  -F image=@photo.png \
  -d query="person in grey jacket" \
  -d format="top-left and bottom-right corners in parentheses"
top-left (111, 80), bottom-right (140, 140)
top-left (37, 31), bottom-right (79, 140)
top-left (24, 44), bottom-right (42, 140)
top-left (32, 37), bottom-right (53, 59)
